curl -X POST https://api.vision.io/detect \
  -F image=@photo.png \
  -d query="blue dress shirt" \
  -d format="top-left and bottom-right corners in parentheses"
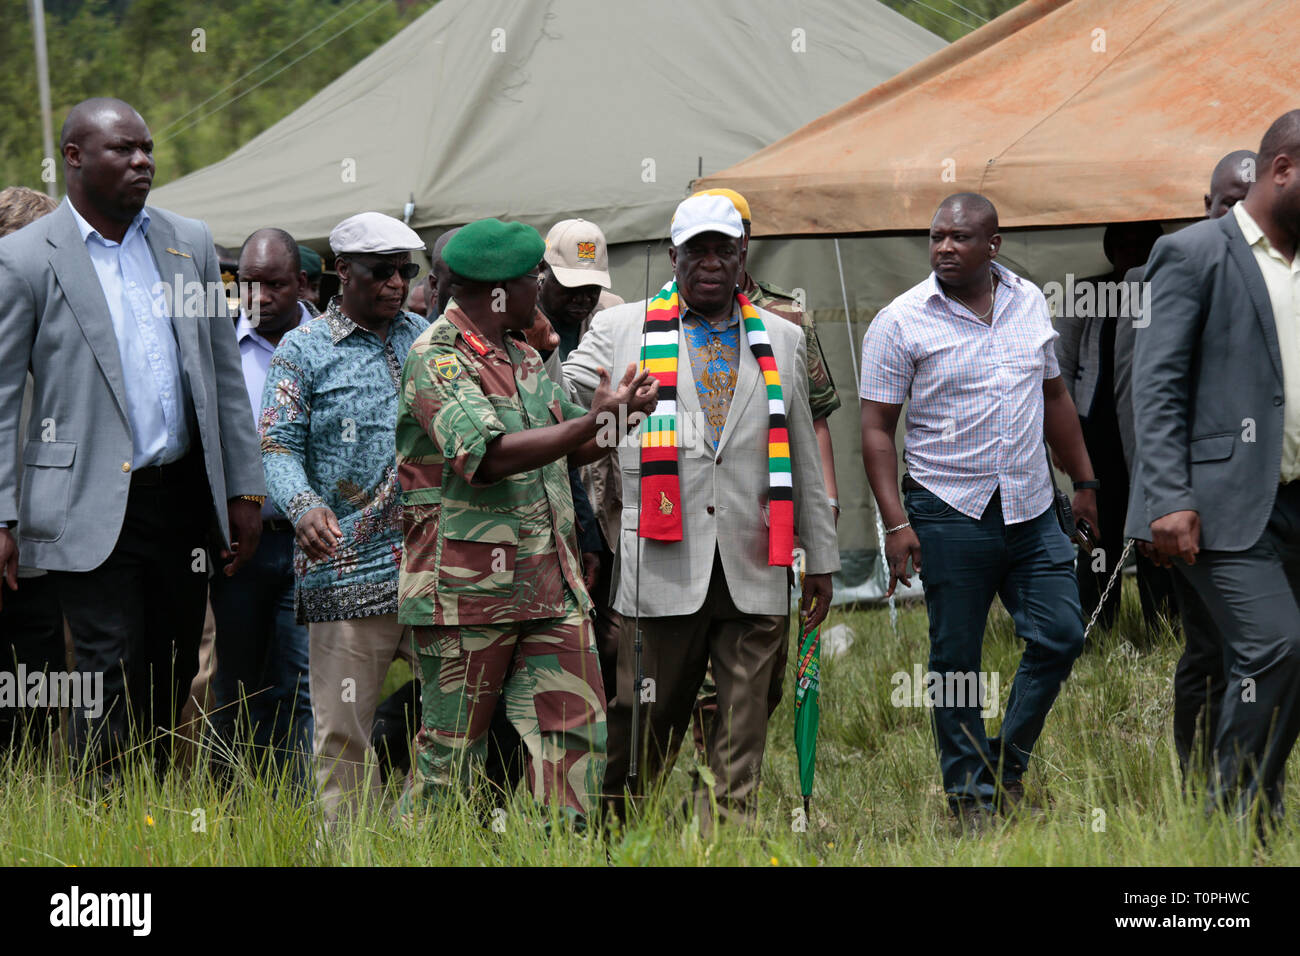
top-left (69, 201), bottom-right (190, 468)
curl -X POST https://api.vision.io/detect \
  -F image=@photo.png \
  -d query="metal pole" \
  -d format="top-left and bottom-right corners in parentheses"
top-left (628, 242), bottom-right (652, 790)
top-left (30, 0), bottom-right (57, 199)
top-left (834, 237), bottom-right (897, 630)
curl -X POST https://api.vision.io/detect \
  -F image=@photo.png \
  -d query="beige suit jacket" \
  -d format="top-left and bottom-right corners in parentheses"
top-left (562, 298), bottom-right (838, 618)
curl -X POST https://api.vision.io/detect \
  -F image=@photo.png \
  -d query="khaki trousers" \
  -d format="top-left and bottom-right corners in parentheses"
top-left (308, 613), bottom-right (414, 822)
top-left (602, 552), bottom-right (787, 825)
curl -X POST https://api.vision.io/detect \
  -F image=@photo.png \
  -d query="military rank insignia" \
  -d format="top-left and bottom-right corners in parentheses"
top-left (434, 354), bottom-right (462, 381)
top-left (577, 241), bottom-right (596, 260)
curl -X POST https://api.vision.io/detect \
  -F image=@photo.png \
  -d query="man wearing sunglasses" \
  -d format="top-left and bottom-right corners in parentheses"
top-left (260, 211), bottom-right (429, 824)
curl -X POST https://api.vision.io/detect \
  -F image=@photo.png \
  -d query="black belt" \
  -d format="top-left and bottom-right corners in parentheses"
top-left (263, 517), bottom-right (294, 533)
top-left (129, 450), bottom-right (202, 488)
top-left (901, 473), bottom-right (925, 494)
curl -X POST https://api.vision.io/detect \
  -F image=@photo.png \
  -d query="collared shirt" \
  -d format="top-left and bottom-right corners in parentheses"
top-left (260, 297), bottom-right (429, 622)
top-left (859, 261), bottom-right (1061, 524)
top-left (394, 304), bottom-right (590, 627)
top-left (741, 274), bottom-right (841, 421)
top-left (69, 201), bottom-right (190, 468)
top-left (236, 301), bottom-right (311, 519)
top-left (1233, 203), bottom-right (1300, 482)
top-left (682, 300), bottom-right (741, 450)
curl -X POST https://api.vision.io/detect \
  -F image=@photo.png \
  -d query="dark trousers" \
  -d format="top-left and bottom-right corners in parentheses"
top-left (906, 486), bottom-right (1085, 809)
top-left (593, 538), bottom-right (622, 700)
top-left (0, 573), bottom-right (65, 753)
top-left (1136, 554), bottom-right (1179, 634)
top-left (209, 526), bottom-right (312, 783)
top-left (52, 454), bottom-right (210, 780)
top-left (1177, 483), bottom-right (1300, 816)
top-left (602, 550), bottom-right (787, 824)
top-left (1171, 571), bottom-right (1226, 777)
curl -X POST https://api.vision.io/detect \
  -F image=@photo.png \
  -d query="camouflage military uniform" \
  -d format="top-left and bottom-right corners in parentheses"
top-left (395, 304), bottom-right (606, 820)
top-left (742, 274), bottom-right (840, 422)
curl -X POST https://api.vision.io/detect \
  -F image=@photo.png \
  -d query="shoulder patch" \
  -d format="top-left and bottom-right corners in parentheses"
top-left (434, 354), bottom-right (462, 381)
top-left (755, 277), bottom-right (796, 301)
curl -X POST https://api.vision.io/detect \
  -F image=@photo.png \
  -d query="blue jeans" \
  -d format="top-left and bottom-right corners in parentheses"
top-left (905, 485), bottom-right (1084, 810)
top-left (209, 528), bottom-right (312, 785)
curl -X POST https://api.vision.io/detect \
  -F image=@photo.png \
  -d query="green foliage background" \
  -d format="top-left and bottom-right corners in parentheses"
top-left (0, 0), bottom-right (436, 193)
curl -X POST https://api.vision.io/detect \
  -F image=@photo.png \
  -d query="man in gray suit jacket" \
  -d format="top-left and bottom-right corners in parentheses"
top-left (1129, 112), bottom-right (1300, 822)
top-left (0, 99), bottom-right (264, 782)
top-left (1115, 151), bottom-right (1252, 779)
top-left (563, 195), bottom-right (838, 825)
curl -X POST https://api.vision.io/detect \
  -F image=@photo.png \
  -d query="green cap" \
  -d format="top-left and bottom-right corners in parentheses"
top-left (442, 218), bottom-right (545, 282)
top-left (298, 245), bottom-right (322, 280)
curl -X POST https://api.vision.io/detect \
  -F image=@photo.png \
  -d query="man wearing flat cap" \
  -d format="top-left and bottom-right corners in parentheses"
top-left (563, 194), bottom-right (838, 826)
top-left (261, 210), bottom-right (429, 822)
top-left (395, 217), bottom-right (657, 824)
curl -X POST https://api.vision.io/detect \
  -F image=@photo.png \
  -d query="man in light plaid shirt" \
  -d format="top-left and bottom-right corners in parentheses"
top-left (859, 193), bottom-right (1099, 829)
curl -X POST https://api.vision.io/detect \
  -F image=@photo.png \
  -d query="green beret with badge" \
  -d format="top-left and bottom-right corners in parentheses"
top-left (442, 218), bottom-right (546, 282)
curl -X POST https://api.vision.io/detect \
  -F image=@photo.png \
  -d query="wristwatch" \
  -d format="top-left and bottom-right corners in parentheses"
top-left (1072, 479), bottom-right (1101, 491)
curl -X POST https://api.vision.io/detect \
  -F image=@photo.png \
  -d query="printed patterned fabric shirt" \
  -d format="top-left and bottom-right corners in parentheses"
top-left (682, 301), bottom-right (741, 450)
top-left (395, 304), bottom-right (592, 627)
top-left (741, 274), bottom-right (841, 421)
top-left (261, 298), bottom-right (429, 622)
top-left (858, 261), bottom-right (1061, 524)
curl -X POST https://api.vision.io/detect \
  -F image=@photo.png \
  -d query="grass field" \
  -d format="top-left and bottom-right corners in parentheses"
top-left (0, 578), bottom-right (1287, 866)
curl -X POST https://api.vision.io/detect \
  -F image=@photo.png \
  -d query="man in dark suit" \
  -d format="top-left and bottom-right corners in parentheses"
top-left (1129, 111), bottom-right (1300, 822)
top-left (1055, 221), bottom-right (1164, 636)
top-left (1115, 150), bottom-right (1253, 778)
top-left (0, 98), bottom-right (264, 784)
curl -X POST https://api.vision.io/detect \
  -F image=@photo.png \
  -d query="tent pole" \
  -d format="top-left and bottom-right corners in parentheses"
top-left (30, 0), bottom-right (56, 199)
top-left (833, 237), bottom-right (896, 632)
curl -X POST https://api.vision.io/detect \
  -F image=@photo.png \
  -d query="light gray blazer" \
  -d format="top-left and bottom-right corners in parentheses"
top-left (1053, 276), bottom-right (1110, 417)
top-left (1126, 212), bottom-right (1284, 550)
top-left (0, 201), bottom-right (264, 572)
top-left (1112, 264), bottom-right (1146, 474)
top-left (562, 299), bottom-right (839, 619)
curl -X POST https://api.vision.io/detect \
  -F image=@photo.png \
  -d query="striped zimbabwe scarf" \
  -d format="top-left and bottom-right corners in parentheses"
top-left (637, 279), bottom-right (794, 567)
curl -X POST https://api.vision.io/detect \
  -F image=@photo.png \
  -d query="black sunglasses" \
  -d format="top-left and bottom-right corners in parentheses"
top-left (352, 259), bottom-right (420, 282)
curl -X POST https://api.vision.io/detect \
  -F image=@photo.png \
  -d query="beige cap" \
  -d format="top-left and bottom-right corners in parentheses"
top-left (542, 219), bottom-right (611, 289)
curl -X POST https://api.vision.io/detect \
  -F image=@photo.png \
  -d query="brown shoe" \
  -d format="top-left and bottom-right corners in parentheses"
top-left (949, 800), bottom-right (997, 835)
top-left (997, 780), bottom-right (1045, 818)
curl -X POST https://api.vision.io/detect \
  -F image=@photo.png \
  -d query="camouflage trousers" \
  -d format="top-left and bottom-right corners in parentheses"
top-left (402, 596), bottom-right (607, 819)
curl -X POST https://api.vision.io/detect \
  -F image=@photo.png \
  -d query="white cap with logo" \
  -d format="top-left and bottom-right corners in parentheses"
top-left (670, 194), bottom-right (744, 247)
top-left (542, 218), bottom-right (612, 289)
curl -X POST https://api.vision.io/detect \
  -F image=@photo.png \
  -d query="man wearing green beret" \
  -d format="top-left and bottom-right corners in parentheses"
top-left (395, 218), bottom-right (657, 824)
top-left (298, 244), bottom-right (323, 315)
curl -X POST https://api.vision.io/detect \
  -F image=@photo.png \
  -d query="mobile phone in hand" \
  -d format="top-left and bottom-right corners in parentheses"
top-left (1074, 518), bottom-right (1096, 553)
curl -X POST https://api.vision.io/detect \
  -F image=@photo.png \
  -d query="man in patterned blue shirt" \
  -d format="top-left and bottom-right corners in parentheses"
top-left (261, 212), bottom-right (427, 822)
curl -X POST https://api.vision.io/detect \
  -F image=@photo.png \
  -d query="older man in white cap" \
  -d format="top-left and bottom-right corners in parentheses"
top-left (563, 195), bottom-right (838, 826)
top-left (260, 211), bottom-right (428, 822)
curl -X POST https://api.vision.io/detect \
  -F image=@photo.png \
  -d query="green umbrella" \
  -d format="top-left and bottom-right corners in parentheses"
top-left (793, 569), bottom-right (822, 815)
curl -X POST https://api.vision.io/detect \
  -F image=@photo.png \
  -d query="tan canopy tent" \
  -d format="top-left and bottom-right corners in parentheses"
top-left (695, 0), bottom-right (1293, 601)
top-left (697, 0), bottom-right (1296, 235)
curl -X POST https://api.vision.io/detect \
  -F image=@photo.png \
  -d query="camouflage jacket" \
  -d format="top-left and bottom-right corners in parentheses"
top-left (742, 274), bottom-right (841, 421)
top-left (395, 304), bottom-right (593, 627)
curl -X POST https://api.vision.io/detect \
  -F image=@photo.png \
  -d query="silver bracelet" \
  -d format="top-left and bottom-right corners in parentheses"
top-left (885, 521), bottom-right (911, 535)
top-left (827, 497), bottom-right (840, 510)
